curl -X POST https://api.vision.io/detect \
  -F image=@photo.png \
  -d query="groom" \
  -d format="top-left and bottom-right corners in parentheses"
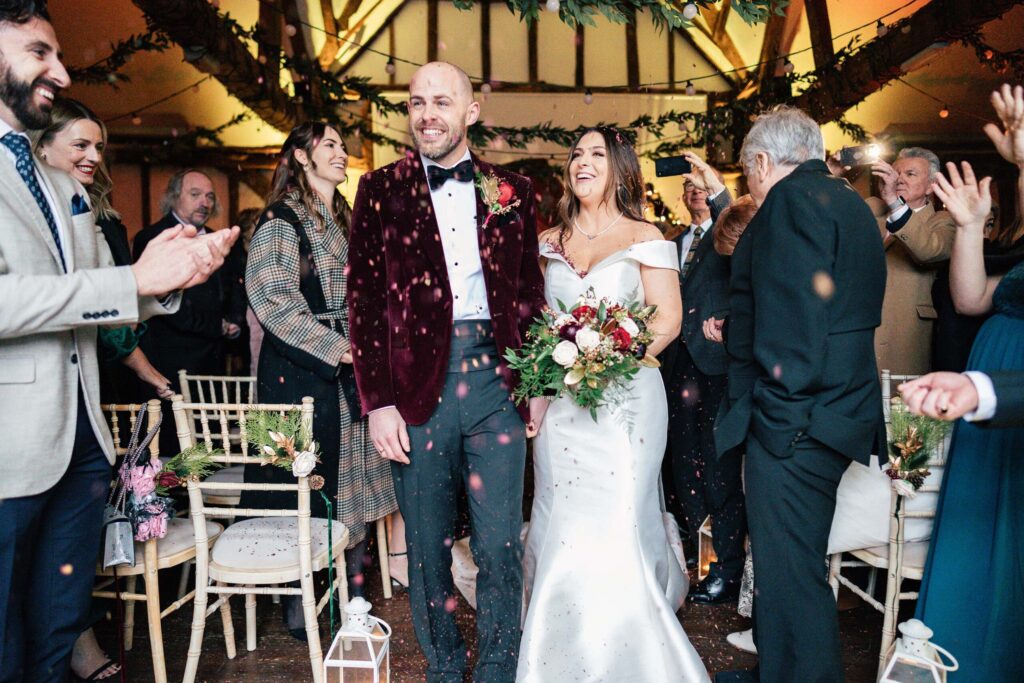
top-left (348, 62), bottom-right (546, 683)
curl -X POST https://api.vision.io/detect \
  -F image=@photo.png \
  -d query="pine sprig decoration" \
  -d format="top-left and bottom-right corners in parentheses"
top-left (245, 408), bottom-right (316, 472)
top-left (161, 444), bottom-right (219, 485)
top-left (885, 398), bottom-right (949, 495)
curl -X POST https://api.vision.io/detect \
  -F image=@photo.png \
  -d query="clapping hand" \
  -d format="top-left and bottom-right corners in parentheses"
top-left (132, 224), bottom-right (241, 296)
top-left (682, 153), bottom-right (726, 196)
top-left (898, 372), bottom-right (980, 421)
top-left (931, 161), bottom-right (992, 231)
top-left (983, 83), bottom-right (1024, 165)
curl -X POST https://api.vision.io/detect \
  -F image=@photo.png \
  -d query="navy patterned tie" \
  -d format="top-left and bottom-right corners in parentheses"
top-left (3, 132), bottom-right (65, 270)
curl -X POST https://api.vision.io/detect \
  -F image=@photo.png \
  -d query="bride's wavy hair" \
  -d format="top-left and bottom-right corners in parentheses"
top-left (556, 126), bottom-right (646, 247)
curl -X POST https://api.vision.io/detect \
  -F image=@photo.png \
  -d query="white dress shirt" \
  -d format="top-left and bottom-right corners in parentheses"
top-left (679, 217), bottom-right (713, 271)
top-left (963, 371), bottom-right (997, 422)
top-left (0, 117), bottom-right (68, 265)
top-left (422, 151), bottom-right (491, 320)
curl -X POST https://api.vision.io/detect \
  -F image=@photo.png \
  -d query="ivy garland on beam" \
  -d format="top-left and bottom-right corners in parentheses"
top-left (451, 0), bottom-right (788, 30)
top-left (66, 24), bottom-right (172, 87)
top-left (962, 31), bottom-right (1024, 83)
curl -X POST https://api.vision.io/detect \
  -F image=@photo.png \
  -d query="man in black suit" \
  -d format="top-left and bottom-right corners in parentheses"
top-left (661, 153), bottom-right (746, 604)
top-left (133, 169), bottom-right (241, 454)
top-left (900, 370), bottom-right (1024, 427)
top-left (714, 107), bottom-right (886, 683)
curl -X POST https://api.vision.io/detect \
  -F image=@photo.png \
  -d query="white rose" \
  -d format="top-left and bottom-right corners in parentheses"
top-left (575, 327), bottom-right (601, 352)
top-left (552, 340), bottom-right (579, 367)
top-left (890, 478), bottom-right (918, 499)
top-left (292, 450), bottom-right (318, 478)
top-left (619, 317), bottom-right (640, 337)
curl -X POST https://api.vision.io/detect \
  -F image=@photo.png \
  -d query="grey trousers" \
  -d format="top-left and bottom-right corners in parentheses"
top-left (393, 321), bottom-right (526, 683)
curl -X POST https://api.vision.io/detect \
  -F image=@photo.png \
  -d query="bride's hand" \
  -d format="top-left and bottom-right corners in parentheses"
top-left (526, 396), bottom-right (550, 438)
top-left (702, 316), bottom-right (724, 344)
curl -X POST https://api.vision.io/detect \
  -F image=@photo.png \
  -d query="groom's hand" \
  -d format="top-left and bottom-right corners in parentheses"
top-left (369, 406), bottom-right (411, 464)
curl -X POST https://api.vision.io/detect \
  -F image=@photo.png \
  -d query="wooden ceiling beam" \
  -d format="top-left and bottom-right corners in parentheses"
top-left (755, 0), bottom-right (803, 88)
top-left (317, 0), bottom-right (342, 68)
top-left (132, 0), bottom-right (303, 132)
top-left (804, 0), bottom-right (833, 69)
top-left (792, 0), bottom-right (1024, 124)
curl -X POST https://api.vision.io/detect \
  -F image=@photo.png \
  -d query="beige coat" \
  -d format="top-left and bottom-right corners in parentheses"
top-left (867, 197), bottom-right (955, 376)
top-left (0, 154), bottom-right (178, 499)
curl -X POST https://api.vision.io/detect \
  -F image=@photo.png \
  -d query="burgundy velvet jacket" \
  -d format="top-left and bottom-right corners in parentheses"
top-left (347, 151), bottom-right (546, 425)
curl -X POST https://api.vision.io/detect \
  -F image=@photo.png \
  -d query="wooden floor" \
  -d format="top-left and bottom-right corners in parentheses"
top-left (95, 564), bottom-right (886, 682)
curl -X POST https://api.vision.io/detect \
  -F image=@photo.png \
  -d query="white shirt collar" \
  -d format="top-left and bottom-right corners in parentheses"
top-left (690, 217), bottom-right (713, 231)
top-left (420, 148), bottom-right (472, 171)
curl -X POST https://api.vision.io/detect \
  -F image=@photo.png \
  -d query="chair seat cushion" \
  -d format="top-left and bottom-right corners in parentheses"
top-left (202, 465), bottom-right (244, 505)
top-left (852, 541), bottom-right (929, 576)
top-left (98, 518), bottom-right (223, 575)
top-left (209, 517), bottom-right (347, 583)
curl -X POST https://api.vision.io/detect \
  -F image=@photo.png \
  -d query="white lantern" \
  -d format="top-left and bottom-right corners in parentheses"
top-left (697, 515), bottom-right (716, 581)
top-left (324, 598), bottom-right (392, 683)
top-left (880, 620), bottom-right (958, 683)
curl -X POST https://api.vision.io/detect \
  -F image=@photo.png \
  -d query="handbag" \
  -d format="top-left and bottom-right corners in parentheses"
top-left (102, 410), bottom-right (162, 568)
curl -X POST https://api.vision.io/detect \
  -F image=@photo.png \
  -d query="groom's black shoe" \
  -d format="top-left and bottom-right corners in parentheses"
top-left (688, 575), bottom-right (741, 604)
top-left (715, 668), bottom-right (759, 682)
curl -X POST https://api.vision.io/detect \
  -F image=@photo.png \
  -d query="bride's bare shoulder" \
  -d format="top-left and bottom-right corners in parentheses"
top-left (538, 226), bottom-right (564, 247)
top-left (626, 220), bottom-right (668, 245)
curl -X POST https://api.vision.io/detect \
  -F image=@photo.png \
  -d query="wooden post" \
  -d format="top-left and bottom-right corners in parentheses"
top-left (805, 0), bottom-right (834, 69)
top-left (574, 23), bottom-right (584, 88)
top-left (625, 9), bottom-right (639, 90)
top-left (427, 0), bottom-right (439, 62)
top-left (480, 0), bottom-right (491, 85)
top-left (667, 27), bottom-right (676, 89)
top-left (528, 17), bottom-right (538, 83)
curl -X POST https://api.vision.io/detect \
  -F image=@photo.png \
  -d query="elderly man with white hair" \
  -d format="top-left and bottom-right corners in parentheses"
top-left (713, 106), bottom-right (888, 683)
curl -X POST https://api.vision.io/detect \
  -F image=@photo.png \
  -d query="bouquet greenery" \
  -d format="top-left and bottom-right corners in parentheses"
top-left (504, 288), bottom-right (659, 420)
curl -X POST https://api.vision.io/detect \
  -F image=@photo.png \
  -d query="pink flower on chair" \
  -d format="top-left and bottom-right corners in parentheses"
top-left (125, 464), bottom-right (157, 498)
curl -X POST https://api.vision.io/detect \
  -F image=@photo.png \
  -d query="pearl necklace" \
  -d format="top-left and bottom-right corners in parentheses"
top-left (574, 212), bottom-right (624, 241)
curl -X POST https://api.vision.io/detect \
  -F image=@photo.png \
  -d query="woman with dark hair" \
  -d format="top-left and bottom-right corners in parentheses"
top-left (34, 98), bottom-right (173, 405)
top-left (517, 128), bottom-right (706, 681)
top-left (243, 121), bottom-right (397, 637)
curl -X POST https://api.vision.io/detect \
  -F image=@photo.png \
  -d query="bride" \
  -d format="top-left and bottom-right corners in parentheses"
top-left (517, 127), bottom-right (711, 682)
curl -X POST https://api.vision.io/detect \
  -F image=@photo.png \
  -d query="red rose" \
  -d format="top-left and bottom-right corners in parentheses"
top-left (572, 305), bottom-right (597, 321)
top-left (612, 327), bottom-right (632, 351)
top-left (156, 471), bottom-right (181, 489)
top-left (497, 181), bottom-right (515, 207)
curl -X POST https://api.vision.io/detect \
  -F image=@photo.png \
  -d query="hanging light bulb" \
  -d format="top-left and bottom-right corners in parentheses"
top-left (876, 19), bottom-right (888, 37)
top-left (545, 0), bottom-right (560, 12)
top-left (685, 80), bottom-right (696, 96)
top-left (385, 57), bottom-right (396, 75)
top-left (783, 58), bottom-right (795, 74)
top-left (131, 113), bottom-right (142, 126)
top-left (682, 2), bottom-right (699, 20)
top-left (939, 105), bottom-right (950, 119)
top-left (583, 88), bottom-right (593, 105)
top-left (285, 24), bottom-right (297, 37)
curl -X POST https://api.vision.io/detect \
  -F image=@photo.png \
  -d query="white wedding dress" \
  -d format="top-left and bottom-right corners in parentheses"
top-left (516, 240), bottom-right (711, 683)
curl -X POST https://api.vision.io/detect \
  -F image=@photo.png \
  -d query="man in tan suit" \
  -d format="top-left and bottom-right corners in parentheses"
top-left (866, 147), bottom-right (955, 375)
top-left (0, 3), bottom-right (238, 679)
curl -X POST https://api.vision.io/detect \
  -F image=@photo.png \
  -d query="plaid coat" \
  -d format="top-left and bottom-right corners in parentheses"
top-left (243, 191), bottom-right (396, 545)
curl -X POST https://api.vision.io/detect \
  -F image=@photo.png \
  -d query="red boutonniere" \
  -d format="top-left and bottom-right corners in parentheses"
top-left (476, 172), bottom-right (521, 227)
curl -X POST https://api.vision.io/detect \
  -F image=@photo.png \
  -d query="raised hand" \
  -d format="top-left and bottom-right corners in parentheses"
top-left (682, 152), bottom-right (726, 196)
top-left (131, 224), bottom-right (240, 296)
top-left (870, 159), bottom-right (899, 206)
top-left (982, 83), bottom-right (1024, 165)
top-left (931, 161), bottom-right (992, 231)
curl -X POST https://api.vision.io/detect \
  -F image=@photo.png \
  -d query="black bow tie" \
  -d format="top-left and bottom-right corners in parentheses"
top-left (427, 159), bottom-right (475, 191)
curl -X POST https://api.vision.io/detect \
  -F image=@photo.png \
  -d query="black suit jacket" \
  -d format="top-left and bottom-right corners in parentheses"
top-left (132, 213), bottom-right (228, 377)
top-left (662, 190), bottom-right (733, 379)
top-left (985, 371), bottom-right (1024, 428)
top-left (714, 160), bottom-right (887, 464)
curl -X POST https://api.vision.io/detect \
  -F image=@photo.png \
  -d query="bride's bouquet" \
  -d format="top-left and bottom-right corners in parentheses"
top-left (505, 288), bottom-right (660, 420)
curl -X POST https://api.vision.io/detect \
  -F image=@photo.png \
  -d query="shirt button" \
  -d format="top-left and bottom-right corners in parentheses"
top-left (83, 312), bottom-right (92, 320)
top-left (111, 309), bottom-right (119, 316)
top-left (70, 353), bottom-right (78, 364)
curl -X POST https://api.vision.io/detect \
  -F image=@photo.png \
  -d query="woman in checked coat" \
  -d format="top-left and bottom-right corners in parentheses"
top-left (243, 121), bottom-right (397, 637)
